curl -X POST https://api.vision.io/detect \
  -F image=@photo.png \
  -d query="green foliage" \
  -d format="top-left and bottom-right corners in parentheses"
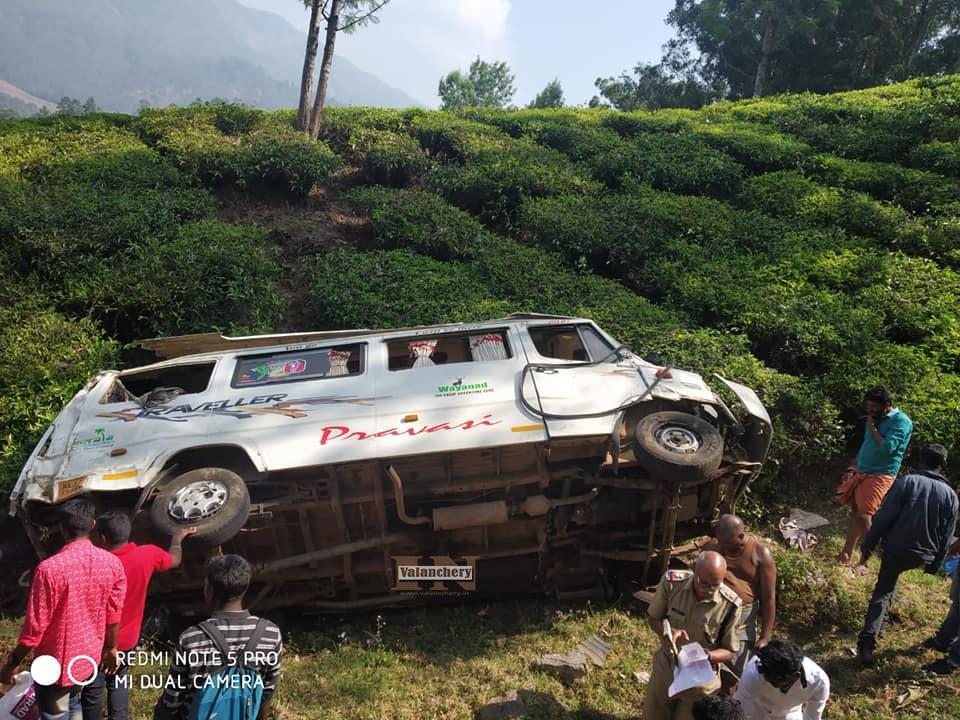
top-left (0, 300), bottom-right (119, 495)
top-left (4, 75), bottom-right (960, 500)
top-left (407, 112), bottom-right (508, 162)
top-left (740, 170), bottom-right (911, 244)
top-left (416, 127), bottom-right (600, 225)
top-left (593, 61), bottom-right (723, 110)
top-left (426, 160), bottom-right (598, 227)
top-left (344, 186), bottom-right (841, 472)
top-left (773, 547), bottom-right (862, 633)
top-left (666, 0), bottom-right (960, 99)
top-left (911, 140), bottom-right (960, 177)
top-left (590, 133), bottom-right (744, 196)
top-left (307, 248), bottom-right (507, 328)
top-left (811, 154), bottom-right (960, 213)
top-left (690, 121), bottom-right (813, 172)
top-left (438, 57), bottom-right (516, 111)
top-left (348, 129), bottom-right (431, 187)
top-left (137, 105), bottom-right (341, 195)
top-left (344, 187), bottom-right (487, 260)
top-left (96, 221), bottom-right (287, 339)
top-left (56, 96), bottom-right (99, 116)
top-left (598, 110), bottom-right (693, 137)
top-left (0, 118), bottom-right (214, 283)
top-left (531, 121), bottom-right (624, 162)
top-left (528, 79), bottom-right (564, 109)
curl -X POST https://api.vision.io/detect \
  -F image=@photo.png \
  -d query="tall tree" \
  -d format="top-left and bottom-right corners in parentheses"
top-left (667, 0), bottom-right (838, 98)
top-left (665, 0), bottom-right (960, 97)
top-left (438, 58), bottom-right (516, 110)
top-left (297, 0), bottom-right (390, 137)
top-left (832, 0), bottom-right (960, 85)
top-left (592, 51), bottom-right (723, 110)
top-left (528, 79), bottom-right (565, 108)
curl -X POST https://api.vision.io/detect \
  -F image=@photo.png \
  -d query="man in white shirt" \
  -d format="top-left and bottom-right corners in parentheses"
top-left (734, 640), bottom-right (829, 720)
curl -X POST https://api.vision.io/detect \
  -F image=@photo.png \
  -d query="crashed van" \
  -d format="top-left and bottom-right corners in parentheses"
top-left (11, 314), bottom-right (771, 611)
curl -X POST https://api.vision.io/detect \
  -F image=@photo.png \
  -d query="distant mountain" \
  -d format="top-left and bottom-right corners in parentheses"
top-left (0, 80), bottom-right (56, 116)
top-left (0, 0), bottom-right (422, 112)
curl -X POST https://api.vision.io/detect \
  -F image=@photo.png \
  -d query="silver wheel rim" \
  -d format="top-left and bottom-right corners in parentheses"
top-left (656, 425), bottom-right (701, 454)
top-left (168, 480), bottom-right (228, 521)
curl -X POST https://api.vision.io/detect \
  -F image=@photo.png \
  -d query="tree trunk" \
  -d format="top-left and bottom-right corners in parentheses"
top-left (753, 8), bottom-right (778, 97)
top-left (297, 0), bottom-right (324, 132)
top-left (308, 0), bottom-right (341, 140)
top-left (904, 0), bottom-right (936, 79)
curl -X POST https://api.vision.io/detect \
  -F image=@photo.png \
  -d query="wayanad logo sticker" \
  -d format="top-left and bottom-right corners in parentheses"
top-left (70, 427), bottom-right (114, 450)
top-left (434, 378), bottom-right (494, 398)
top-left (393, 555), bottom-right (478, 595)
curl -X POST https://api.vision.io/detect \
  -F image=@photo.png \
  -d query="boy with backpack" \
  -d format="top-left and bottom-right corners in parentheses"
top-left (153, 555), bottom-right (282, 720)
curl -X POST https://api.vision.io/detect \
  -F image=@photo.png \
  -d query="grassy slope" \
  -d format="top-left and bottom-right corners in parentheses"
top-left (3, 80), bottom-right (960, 718)
top-left (3, 496), bottom-right (959, 719)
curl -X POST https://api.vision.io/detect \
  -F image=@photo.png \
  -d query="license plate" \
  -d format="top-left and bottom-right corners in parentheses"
top-left (56, 476), bottom-right (85, 501)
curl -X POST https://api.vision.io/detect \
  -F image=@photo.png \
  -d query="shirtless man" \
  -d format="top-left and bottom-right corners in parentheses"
top-left (702, 514), bottom-right (777, 676)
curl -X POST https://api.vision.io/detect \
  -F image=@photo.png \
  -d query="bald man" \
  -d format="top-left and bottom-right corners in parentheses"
top-left (641, 552), bottom-right (743, 720)
top-left (702, 514), bottom-right (777, 676)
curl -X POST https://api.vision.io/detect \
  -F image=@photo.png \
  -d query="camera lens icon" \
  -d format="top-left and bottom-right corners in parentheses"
top-left (29, 655), bottom-right (98, 687)
top-left (67, 656), bottom-right (99, 686)
top-left (29, 655), bottom-right (60, 686)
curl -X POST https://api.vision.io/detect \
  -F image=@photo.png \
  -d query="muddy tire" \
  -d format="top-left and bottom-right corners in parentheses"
top-left (633, 411), bottom-right (723, 482)
top-left (150, 467), bottom-right (250, 548)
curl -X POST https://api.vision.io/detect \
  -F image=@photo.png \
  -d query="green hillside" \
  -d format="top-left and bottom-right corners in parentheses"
top-left (2, 77), bottom-right (960, 495)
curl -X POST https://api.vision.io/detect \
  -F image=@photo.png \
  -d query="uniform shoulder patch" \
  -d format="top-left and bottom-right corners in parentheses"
top-left (719, 584), bottom-right (743, 606)
top-left (665, 569), bottom-right (692, 582)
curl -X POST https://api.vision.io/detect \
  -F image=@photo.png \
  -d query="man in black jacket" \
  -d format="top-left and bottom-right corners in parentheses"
top-left (854, 443), bottom-right (958, 666)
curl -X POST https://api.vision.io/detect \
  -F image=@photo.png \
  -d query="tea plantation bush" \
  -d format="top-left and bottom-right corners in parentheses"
top-left (341, 186), bottom-right (843, 473)
top-left (0, 299), bottom-right (119, 494)
top-left (589, 133), bottom-right (744, 196)
top-left (3, 77), bottom-right (960, 493)
top-left (97, 220), bottom-right (287, 339)
top-left (137, 105), bottom-right (341, 195)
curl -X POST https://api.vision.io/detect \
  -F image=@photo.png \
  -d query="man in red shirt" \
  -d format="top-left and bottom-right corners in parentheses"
top-left (1, 499), bottom-right (127, 720)
top-left (80, 511), bottom-right (196, 720)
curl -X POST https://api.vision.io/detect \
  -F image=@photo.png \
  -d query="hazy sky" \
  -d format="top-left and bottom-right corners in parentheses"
top-left (237, 0), bottom-right (677, 107)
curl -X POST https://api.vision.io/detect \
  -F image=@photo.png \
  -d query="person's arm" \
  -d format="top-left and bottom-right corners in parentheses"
top-left (102, 623), bottom-right (120, 675)
top-left (928, 496), bottom-right (959, 574)
top-left (865, 414), bottom-right (885, 450)
top-left (803, 663), bottom-right (831, 720)
top-left (756, 544), bottom-right (777, 648)
top-left (646, 575), bottom-right (687, 655)
top-left (867, 414), bottom-right (911, 459)
top-left (167, 527), bottom-right (198, 570)
top-left (3, 567), bottom-right (53, 682)
top-left (860, 479), bottom-right (907, 561)
top-left (1, 643), bottom-right (32, 685)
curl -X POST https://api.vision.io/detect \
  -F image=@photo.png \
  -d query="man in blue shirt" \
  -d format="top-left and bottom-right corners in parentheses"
top-left (854, 443), bottom-right (957, 665)
top-left (836, 387), bottom-right (913, 564)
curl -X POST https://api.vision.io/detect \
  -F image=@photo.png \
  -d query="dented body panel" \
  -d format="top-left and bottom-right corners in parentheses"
top-left (12, 314), bottom-right (772, 611)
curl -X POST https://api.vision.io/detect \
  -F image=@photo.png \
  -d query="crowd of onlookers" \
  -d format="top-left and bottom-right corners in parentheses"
top-left (2, 385), bottom-right (959, 720)
top-left (1, 500), bottom-right (281, 720)
top-left (645, 386), bottom-right (960, 719)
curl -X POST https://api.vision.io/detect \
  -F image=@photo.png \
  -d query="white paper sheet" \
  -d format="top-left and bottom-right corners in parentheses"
top-left (668, 642), bottom-right (716, 697)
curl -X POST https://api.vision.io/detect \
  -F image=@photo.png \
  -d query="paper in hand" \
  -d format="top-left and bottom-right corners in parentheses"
top-left (667, 642), bottom-right (716, 697)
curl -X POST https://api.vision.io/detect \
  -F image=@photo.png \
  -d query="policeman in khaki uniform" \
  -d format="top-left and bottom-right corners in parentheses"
top-left (641, 551), bottom-right (743, 720)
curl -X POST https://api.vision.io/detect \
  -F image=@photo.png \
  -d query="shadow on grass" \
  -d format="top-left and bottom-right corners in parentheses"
top-left (504, 690), bottom-right (625, 720)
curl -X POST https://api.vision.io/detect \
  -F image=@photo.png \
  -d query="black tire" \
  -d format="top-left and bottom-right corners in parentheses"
top-left (149, 467), bottom-right (250, 548)
top-left (633, 411), bottom-right (723, 482)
